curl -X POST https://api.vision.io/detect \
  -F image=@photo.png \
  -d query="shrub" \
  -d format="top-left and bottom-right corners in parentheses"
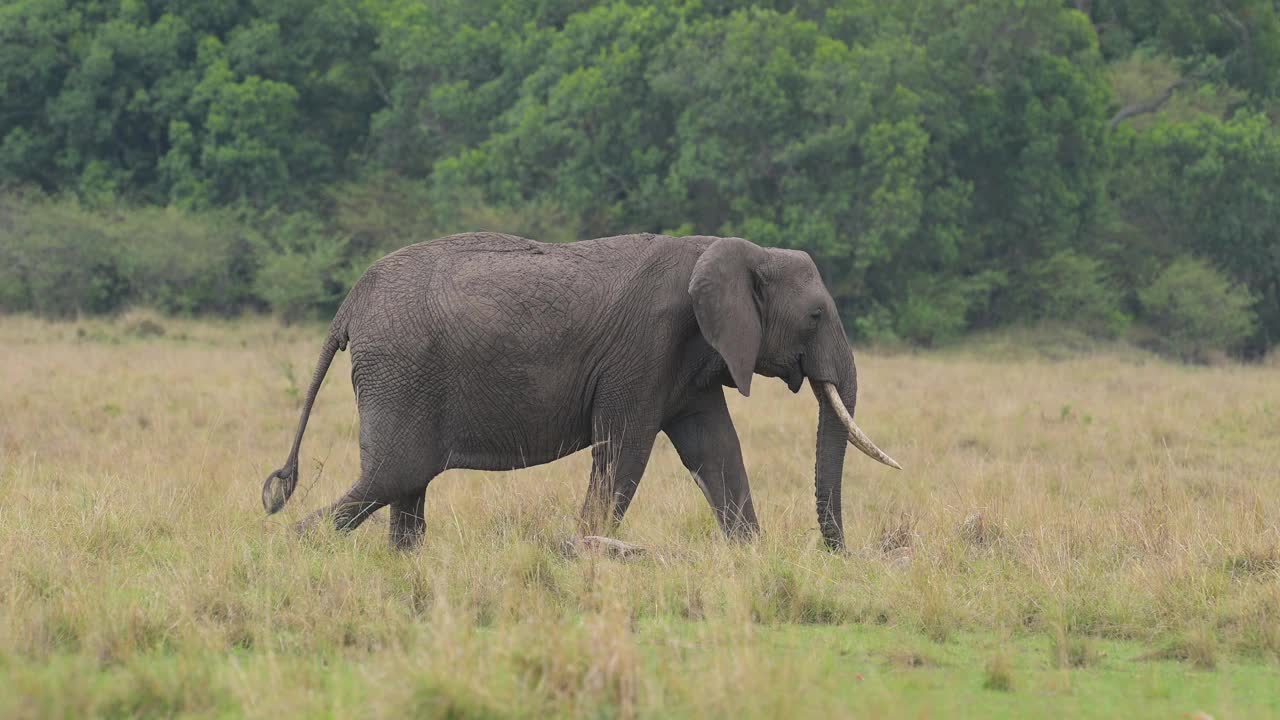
top-left (0, 196), bottom-right (256, 317)
top-left (250, 213), bottom-right (354, 322)
top-left (110, 208), bottom-right (254, 314)
top-left (1138, 258), bottom-right (1256, 362)
top-left (425, 185), bottom-right (584, 245)
top-left (1015, 250), bottom-right (1129, 337)
top-left (0, 198), bottom-right (127, 316)
top-left (893, 272), bottom-right (1005, 347)
top-left (455, 199), bottom-right (583, 245)
top-left (328, 173), bottom-right (441, 255)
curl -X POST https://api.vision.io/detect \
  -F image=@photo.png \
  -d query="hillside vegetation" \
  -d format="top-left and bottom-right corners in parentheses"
top-left (1, 316), bottom-right (1278, 717)
top-left (2, 1), bottom-right (1279, 358)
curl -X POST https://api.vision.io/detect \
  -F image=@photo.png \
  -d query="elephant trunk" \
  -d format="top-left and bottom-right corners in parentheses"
top-left (814, 377), bottom-right (852, 550)
top-left (811, 353), bottom-right (900, 551)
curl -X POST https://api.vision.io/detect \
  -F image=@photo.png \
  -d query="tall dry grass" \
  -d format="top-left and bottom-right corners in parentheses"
top-left (1, 312), bottom-right (1277, 716)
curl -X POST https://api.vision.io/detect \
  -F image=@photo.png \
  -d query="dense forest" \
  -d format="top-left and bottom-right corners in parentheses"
top-left (2, 0), bottom-right (1279, 360)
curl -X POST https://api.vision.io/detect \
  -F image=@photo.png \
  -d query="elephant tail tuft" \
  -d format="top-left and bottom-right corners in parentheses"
top-left (262, 463), bottom-right (297, 514)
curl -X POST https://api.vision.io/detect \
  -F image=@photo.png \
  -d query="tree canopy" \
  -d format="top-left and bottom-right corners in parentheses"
top-left (2, 0), bottom-right (1278, 356)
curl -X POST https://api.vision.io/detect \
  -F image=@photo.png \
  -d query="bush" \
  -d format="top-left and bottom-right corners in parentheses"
top-left (893, 272), bottom-right (1005, 347)
top-left (111, 208), bottom-right (254, 314)
top-left (1015, 250), bottom-right (1129, 338)
top-left (1138, 258), bottom-right (1256, 362)
top-left (250, 213), bottom-right (355, 322)
top-left (0, 196), bottom-right (256, 317)
top-left (0, 198), bottom-right (127, 316)
top-left (328, 173), bottom-right (442, 256)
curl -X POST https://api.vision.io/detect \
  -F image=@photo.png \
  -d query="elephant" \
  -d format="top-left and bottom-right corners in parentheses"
top-left (261, 232), bottom-right (900, 551)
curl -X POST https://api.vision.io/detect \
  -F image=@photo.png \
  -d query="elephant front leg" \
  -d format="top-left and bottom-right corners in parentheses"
top-left (663, 389), bottom-right (759, 541)
top-left (577, 415), bottom-right (658, 538)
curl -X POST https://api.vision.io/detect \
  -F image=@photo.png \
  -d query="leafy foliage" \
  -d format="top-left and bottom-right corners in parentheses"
top-left (0, 195), bottom-right (252, 316)
top-left (1110, 111), bottom-right (1280, 352)
top-left (0, 0), bottom-right (380, 208)
top-left (249, 213), bottom-right (354, 322)
top-left (1015, 250), bottom-right (1128, 338)
top-left (1138, 258), bottom-right (1257, 362)
top-left (2, 0), bottom-right (1279, 358)
top-left (0, 197), bottom-right (125, 316)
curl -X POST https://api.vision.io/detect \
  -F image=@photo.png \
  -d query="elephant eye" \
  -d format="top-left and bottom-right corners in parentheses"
top-left (807, 308), bottom-right (822, 328)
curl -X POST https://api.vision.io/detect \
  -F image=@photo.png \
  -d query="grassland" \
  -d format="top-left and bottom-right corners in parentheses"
top-left (1, 313), bottom-right (1278, 718)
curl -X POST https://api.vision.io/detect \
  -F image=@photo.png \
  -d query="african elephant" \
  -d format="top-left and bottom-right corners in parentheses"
top-left (261, 232), bottom-right (900, 551)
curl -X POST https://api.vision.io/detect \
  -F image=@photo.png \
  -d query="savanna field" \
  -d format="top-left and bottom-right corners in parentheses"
top-left (1, 313), bottom-right (1278, 719)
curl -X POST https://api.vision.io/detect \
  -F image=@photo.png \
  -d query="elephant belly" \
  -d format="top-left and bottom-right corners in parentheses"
top-left (440, 408), bottom-right (593, 471)
top-left (348, 341), bottom-right (596, 472)
top-left (433, 326), bottom-right (602, 471)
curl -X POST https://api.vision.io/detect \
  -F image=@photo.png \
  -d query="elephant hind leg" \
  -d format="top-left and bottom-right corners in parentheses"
top-left (389, 488), bottom-right (428, 551)
top-left (294, 393), bottom-right (442, 541)
top-left (295, 430), bottom-right (440, 541)
top-left (294, 479), bottom-right (392, 537)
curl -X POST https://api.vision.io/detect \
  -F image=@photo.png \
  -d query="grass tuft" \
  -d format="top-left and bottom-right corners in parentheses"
top-left (1138, 624), bottom-right (1219, 670)
top-left (983, 648), bottom-right (1016, 692)
top-left (1050, 624), bottom-right (1104, 669)
top-left (1224, 543), bottom-right (1280, 577)
top-left (402, 680), bottom-right (505, 720)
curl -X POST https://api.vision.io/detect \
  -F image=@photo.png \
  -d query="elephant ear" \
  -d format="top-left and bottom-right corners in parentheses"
top-left (688, 237), bottom-right (768, 397)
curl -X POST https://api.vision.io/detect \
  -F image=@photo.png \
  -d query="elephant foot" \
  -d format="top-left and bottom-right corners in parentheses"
top-left (563, 535), bottom-right (646, 559)
top-left (292, 511), bottom-right (323, 537)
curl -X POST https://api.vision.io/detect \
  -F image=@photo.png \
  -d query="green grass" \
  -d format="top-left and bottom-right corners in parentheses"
top-left (4, 623), bottom-right (1274, 718)
top-left (1, 313), bottom-right (1278, 718)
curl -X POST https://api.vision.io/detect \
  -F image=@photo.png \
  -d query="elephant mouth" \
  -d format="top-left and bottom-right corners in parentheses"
top-left (786, 355), bottom-right (805, 393)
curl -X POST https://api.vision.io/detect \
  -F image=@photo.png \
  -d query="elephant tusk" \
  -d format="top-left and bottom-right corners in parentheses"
top-left (822, 383), bottom-right (902, 470)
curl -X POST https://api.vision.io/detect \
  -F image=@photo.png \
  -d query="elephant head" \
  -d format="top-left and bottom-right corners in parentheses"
top-left (689, 236), bottom-right (900, 550)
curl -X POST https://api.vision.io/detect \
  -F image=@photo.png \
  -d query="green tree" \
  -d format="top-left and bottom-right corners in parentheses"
top-left (1, 0), bottom-right (1277, 357)
top-left (1083, 0), bottom-right (1280, 125)
top-left (1139, 257), bottom-right (1257, 361)
top-left (429, 2), bottom-right (680, 234)
top-left (1111, 111), bottom-right (1280, 350)
top-left (0, 0), bottom-right (381, 208)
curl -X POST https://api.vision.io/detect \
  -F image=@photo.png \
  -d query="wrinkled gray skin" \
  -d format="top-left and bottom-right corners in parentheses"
top-left (262, 232), bottom-right (890, 551)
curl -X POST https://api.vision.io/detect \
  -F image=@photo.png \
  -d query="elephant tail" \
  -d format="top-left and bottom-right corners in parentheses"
top-left (261, 324), bottom-right (347, 514)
